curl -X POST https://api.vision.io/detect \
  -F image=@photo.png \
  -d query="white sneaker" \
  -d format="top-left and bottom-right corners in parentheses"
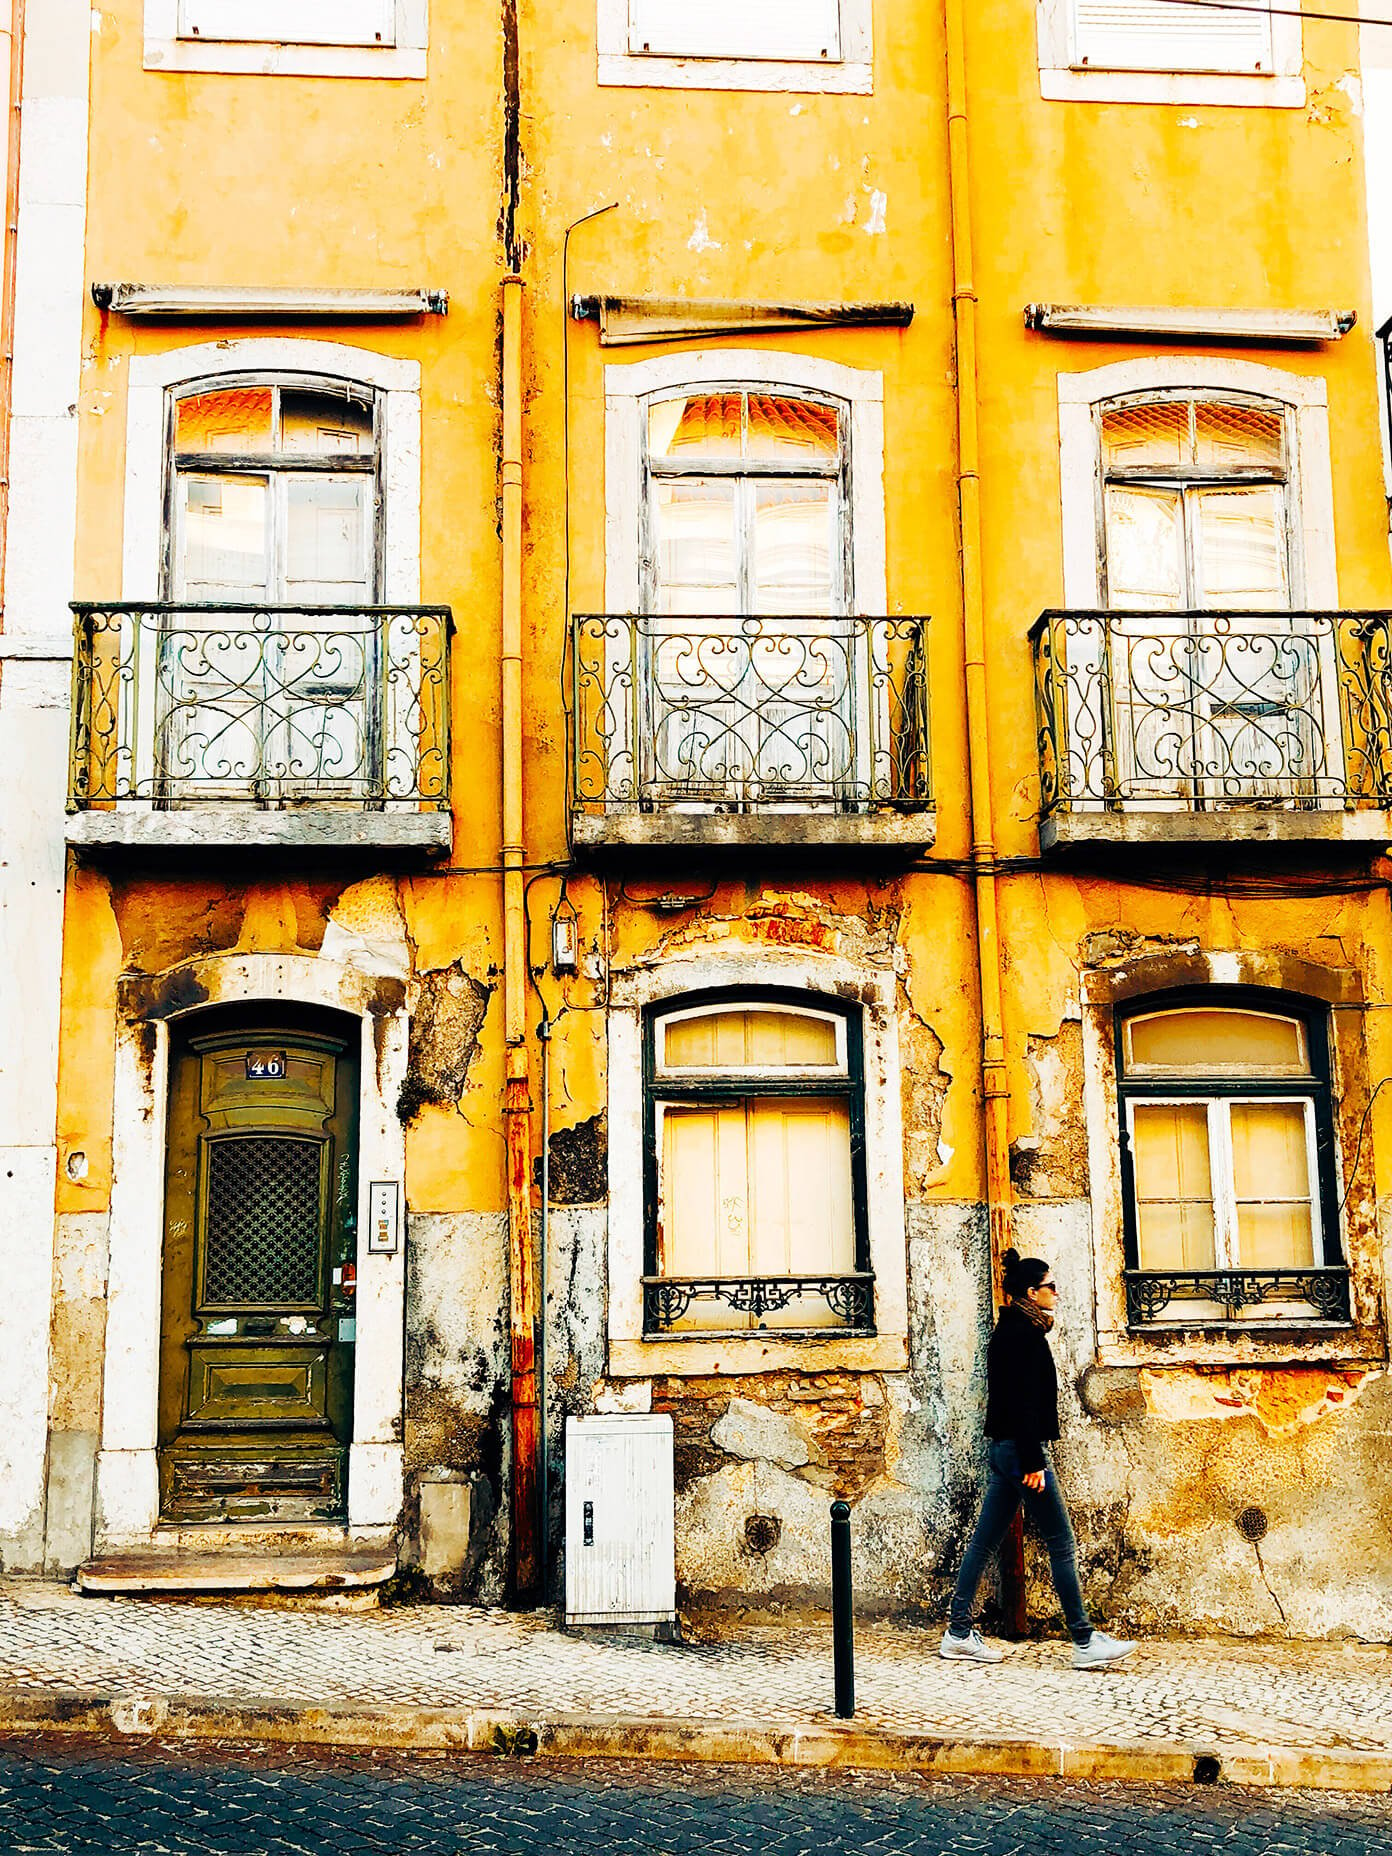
top-left (1071, 1629), bottom-right (1137, 1670)
top-left (939, 1627), bottom-right (1004, 1663)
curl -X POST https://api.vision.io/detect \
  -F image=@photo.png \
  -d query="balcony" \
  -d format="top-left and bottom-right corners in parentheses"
top-left (67, 603), bottom-right (453, 856)
top-left (1031, 610), bottom-right (1392, 853)
top-left (568, 613), bottom-right (933, 853)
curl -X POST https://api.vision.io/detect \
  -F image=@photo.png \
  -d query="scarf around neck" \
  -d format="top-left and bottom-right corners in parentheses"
top-left (1009, 1293), bottom-right (1054, 1335)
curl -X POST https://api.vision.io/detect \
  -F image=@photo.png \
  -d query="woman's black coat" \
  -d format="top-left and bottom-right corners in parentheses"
top-left (983, 1302), bottom-right (1060, 1474)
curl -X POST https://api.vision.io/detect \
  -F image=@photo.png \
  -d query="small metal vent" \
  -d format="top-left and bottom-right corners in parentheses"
top-left (1235, 1505), bottom-right (1269, 1543)
top-left (203, 1137), bottom-right (323, 1305)
top-left (743, 1514), bottom-right (781, 1557)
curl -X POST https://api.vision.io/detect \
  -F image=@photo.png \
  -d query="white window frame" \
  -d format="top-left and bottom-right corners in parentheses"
top-left (1059, 357), bottom-right (1337, 613)
top-left (1036, 0), bottom-right (1303, 105)
top-left (167, 376), bottom-right (383, 603)
top-left (1122, 1094), bottom-right (1326, 1274)
top-left (606, 354), bottom-right (885, 812)
top-left (1098, 390), bottom-right (1295, 609)
top-left (1078, 950), bottom-right (1381, 1368)
top-left (119, 341), bottom-right (420, 805)
top-left (1056, 359), bottom-right (1340, 813)
top-left (607, 350), bottom-right (885, 615)
top-left (643, 386), bottom-right (850, 616)
top-left (607, 951), bottom-right (908, 1376)
top-left (145, 0), bottom-right (427, 78)
top-left (598, 0), bottom-right (871, 93)
top-left (124, 340), bottom-right (420, 605)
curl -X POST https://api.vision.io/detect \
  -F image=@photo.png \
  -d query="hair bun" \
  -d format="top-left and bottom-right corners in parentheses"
top-left (1003, 1248), bottom-right (1021, 1268)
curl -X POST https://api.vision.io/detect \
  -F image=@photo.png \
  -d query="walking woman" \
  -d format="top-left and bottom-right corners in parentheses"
top-left (941, 1248), bottom-right (1137, 1669)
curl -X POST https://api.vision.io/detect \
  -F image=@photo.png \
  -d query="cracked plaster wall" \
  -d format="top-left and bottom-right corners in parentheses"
top-left (1016, 1198), bottom-right (1392, 1640)
top-left (45, 857), bottom-right (1392, 1632)
top-left (999, 903), bottom-right (1392, 1641)
top-left (403, 1210), bottom-right (510, 1601)
top-left (536, 892), bottom-right (1392, 1637)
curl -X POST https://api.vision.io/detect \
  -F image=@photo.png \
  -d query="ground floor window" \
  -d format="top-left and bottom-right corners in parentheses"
top-left (1117, 996), bottom-right (1348, 1324)
top-left (643, 993), bottom-right (872, 1334)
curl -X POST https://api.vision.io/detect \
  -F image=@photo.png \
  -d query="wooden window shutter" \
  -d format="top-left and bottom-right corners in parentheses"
top-left (628, 0), bottom-right (842, 62)
top-left (1071, 0), bottom-right (1272, 73)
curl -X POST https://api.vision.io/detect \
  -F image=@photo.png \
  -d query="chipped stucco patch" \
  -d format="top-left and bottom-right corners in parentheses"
top-left (1013, 1024), bottom-right (1089, 1199)
top-left (321, 876), bottom-right (411, 979)
top-left (396, 965), bottom-right (492, 1126)
top-left (1139, 1366), bottom-right (1377, 1437)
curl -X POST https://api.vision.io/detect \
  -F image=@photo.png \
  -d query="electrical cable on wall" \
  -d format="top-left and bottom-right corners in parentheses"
top-left (1337, 1072), bottom-right (1392, 1215)
top-left (1152, 0), bottom-right (1392, 27)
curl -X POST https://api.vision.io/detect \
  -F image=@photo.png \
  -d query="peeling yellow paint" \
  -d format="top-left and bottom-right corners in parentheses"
top-left (234, 889), bottom-right (301, 955)
top-left (1140, 1367), bottom-right (1377, 1437)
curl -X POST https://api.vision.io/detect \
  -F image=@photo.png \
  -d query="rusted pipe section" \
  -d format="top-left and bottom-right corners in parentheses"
top-left (944, 0), bottom-right (1023, 1631)
top-left (0, 0), bottom-right (26, 624)
top-left (501, 272), bottom-right (539, 1600)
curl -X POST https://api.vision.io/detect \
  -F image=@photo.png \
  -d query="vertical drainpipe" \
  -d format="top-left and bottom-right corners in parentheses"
top-left (501, 273), bottom-right (539, 1602)
top-left (500, 0), bottom-right (540, 1601)
top-left (944, 0), bottom-right (1024, 1630)
top-left (0, 0), bottom-right (26, 621)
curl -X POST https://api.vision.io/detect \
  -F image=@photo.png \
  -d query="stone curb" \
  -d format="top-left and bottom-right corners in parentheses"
top-left (0, 1688), bottom-right (1388, 1794)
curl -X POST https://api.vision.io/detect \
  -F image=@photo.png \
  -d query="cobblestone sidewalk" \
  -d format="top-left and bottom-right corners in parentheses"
top-left (0, 1581), bottom-right (1387, 1785)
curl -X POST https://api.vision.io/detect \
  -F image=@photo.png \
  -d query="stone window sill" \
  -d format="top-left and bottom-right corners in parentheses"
top-left (1038, 68), bottom-right (1303, 109)
top-left (144, 36), bottom-right (425, 78)
top-left (1096, 1325), bottom-right (1380, 1371)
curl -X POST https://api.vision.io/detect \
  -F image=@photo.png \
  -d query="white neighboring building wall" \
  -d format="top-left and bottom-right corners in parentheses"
top-left (1364, 11), bottom-right (1392, 500)
top-left (0, 0), bottom-right (89, 1568)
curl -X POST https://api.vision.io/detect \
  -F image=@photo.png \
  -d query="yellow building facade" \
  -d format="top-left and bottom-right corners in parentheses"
top-left (6, 0), bottom-right (1391, 1634)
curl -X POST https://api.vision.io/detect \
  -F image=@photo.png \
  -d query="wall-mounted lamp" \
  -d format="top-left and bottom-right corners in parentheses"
top-left (550, 883), bottom-right (579, 975)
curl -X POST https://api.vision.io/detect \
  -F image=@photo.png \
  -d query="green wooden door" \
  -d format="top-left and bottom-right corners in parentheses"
top-left (158, 1015), bottom-right (358, 1523)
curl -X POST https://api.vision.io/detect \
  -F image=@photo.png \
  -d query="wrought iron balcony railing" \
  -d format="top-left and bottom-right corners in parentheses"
top-left (1031, 610), bottom-right (1392, 821)
top-left (642, 1272), bottom-right (875, 1335)
top-left (569, 614), bottom-right (931, 829)
top-left (1124, 1266), bottom-right (1352, 1327)
top-left (68, 603), bottom-right (452, 815)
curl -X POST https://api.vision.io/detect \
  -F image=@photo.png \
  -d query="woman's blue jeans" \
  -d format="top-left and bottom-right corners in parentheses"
top-left (947, 1440), bottom-right (1093, 1645)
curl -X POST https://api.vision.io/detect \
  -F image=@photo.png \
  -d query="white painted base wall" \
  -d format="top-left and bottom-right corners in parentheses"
top-left (0, 0), bottom-right (90, 1569)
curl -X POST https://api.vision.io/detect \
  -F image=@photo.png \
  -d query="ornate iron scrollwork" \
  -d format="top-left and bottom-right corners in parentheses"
top-left (642, 1273), bottom-right (875, 1334)
top-left (68, 602), bottom-right (453, 810)
top-left (1029, 609), bottom-right (1392, 817)
top-left (570, 614), bottom-right (930, 815)
top-left (1124, 1267), bottom-right (1352, 1327)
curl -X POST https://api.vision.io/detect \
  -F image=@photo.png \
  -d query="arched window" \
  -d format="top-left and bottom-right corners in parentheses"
top-left (167, 377), bottom-right (381, 604)
top-left (642, 388), bottom-right (847, 615)
top-left (1116, 995), bottom-right (1349, 1324)
top-left (1099, 394), bottom-right (1292, 613)
top-left (643, 993), bottom-right (872, 1335)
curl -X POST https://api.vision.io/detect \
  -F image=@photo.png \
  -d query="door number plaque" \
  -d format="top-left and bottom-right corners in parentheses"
top-left (367, 1180), bottom-right (401, 1255)
top-left (246, 1051), bottom-right (287, 1080)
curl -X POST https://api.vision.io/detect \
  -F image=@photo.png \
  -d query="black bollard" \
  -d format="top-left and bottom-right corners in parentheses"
top-left (830, 1499), bottom-right (855, 1719)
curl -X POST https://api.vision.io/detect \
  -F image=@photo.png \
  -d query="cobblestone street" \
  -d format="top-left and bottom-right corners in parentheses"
top-left (0, 1581), bottom-right (1387, 1769)
top-left (0, 1741), bottom-right (1389, 1855)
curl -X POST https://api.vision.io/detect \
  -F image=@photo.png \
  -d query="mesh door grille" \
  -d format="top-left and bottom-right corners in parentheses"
top-left (203, 1136), bottom-right (324, 1305)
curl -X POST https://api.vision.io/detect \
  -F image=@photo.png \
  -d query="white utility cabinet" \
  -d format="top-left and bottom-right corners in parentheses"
top-left (564, 1413), bottom-right (676, 1628)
